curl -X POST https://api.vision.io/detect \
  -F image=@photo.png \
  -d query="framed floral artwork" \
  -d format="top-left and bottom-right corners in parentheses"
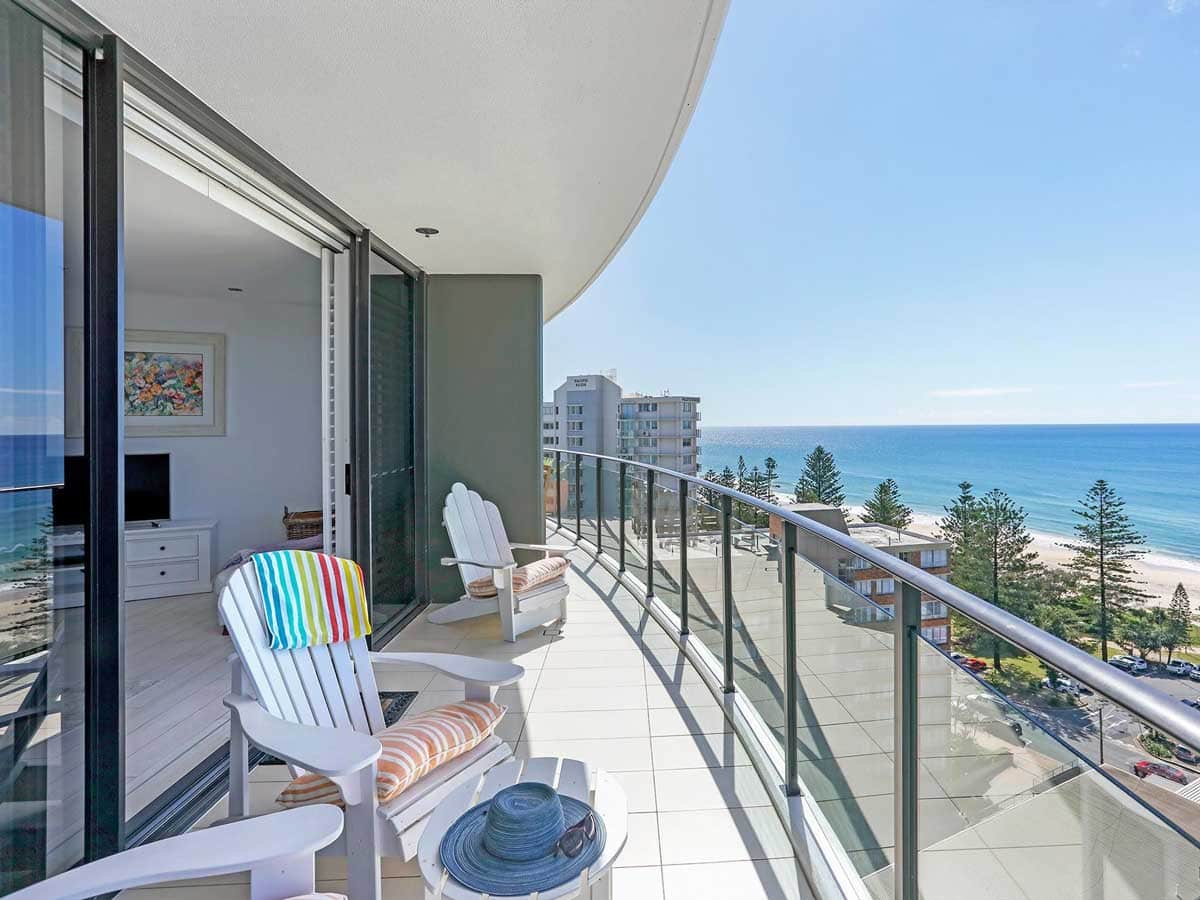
top-left (123, 331), bottom-right (225, 436)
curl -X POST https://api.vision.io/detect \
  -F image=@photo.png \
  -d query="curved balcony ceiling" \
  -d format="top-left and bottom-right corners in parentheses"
top-left (77, 0), bottom-right (729, 320)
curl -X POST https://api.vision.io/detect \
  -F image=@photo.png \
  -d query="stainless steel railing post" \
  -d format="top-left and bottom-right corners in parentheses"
top-left (618, 462), bottom-right (627, 572)
top-left (554, 451), bottom-right (562, 529)
top-left (679, 480), bottom-right (689, 635)
top-left (645, 468), bottom-right (655, 599)
top-left (721, 493), bottom-right (734, 693)
top-left (596, 460), bottom-right (603, 553)
top-left (783, 520), bottom-right (799, 795)
top-left (894, 581), bottom-right (921, 900)
top-left (574, 454), bottom-right (582, 540)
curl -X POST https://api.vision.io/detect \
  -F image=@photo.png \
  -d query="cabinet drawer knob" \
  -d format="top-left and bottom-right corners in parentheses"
top-left (160, 570), bottom-right (166, 576)
top-left (159, 546), bottom-right (166, 552)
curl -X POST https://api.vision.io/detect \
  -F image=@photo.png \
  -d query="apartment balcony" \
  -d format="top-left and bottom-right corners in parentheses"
top-left (175, 535), bottom-right (807, 899)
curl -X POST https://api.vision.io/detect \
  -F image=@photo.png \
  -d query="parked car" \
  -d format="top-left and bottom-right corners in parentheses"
top-left (1189, 669), bottom-right (1200, 684)
top-left (949, 652), bottom-right (966, 663)
top-left (1181, 698), bottom-right (1200, 710)
top-left (1166, 660), bottom-right (1194, 676)
top-left (1041, 676), bottom-right (1081, 696)
top-left (1176, 746), bottom-right (1200, 765)
top-left (961, 657), bottom-right (988, 673)
top-left (1134, 760), bottom-right (1189, 784)
top-left (1109, 655), bottom-right (1147, 674)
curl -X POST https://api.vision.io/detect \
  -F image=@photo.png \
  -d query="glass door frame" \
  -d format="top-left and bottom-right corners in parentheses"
top-left (351, 231), bottom-right (428, 650)
top-left (12, 0), bottom-right (428, 870)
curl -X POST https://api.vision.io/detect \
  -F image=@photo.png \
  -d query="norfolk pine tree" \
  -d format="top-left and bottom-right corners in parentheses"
top-left (1062, 479), bottom-right (1150, 661)
top-left (763, 457), bottom-right (779, 504)
top-left (794, 445), bottom-right (846, 507)
top-left (1166, 582), bottom-right (1192, 663)
top-left (862, 478), bottom-right (913, 529)
top-left (973, 489), bottom-right (1040, 670)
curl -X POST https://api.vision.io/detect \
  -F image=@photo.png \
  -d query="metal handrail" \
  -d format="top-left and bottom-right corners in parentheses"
top-left (546, 448), bottom-right (1200, 766)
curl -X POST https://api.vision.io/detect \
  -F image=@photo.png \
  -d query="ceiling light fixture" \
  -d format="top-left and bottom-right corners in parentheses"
top-left (415, 226), bottom-right (439, 238)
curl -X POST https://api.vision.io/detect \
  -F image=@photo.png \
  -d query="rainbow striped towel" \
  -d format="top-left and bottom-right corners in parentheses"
top-left (252, 551), bottom-right (371, 650)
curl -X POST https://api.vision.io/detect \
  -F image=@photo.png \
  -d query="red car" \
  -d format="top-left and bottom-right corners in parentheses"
top-left (961, 657), bottom-right (989, 673)
top-left (1134, 760), bottom-right (1189, 784)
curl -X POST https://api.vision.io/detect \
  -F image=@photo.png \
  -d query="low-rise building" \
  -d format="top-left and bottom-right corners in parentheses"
top-left (842, 522), bottom-right (952, 646)
top-left (769, 503), bottom-right (952, 645)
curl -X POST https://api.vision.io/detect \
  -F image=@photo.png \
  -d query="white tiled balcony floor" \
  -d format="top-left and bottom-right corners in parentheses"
top-left (125, 535), bottom-right (814, 899)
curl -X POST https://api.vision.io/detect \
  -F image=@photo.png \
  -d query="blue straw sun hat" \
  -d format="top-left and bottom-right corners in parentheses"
top-left (440, 782), bottom-right (606, 896)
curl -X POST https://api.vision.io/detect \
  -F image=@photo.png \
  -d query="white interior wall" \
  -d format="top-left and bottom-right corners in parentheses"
top-left (124, 289), bottom-right (322, 564)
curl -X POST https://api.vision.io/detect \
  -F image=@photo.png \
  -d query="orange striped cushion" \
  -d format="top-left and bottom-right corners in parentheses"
top-left (276, 701), bottom-right (506, 808)
top-left (466, 555), bottom-right (569, 598)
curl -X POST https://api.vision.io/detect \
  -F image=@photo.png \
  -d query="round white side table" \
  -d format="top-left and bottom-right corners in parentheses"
top-left (417, 756), bottom-right (628, 900)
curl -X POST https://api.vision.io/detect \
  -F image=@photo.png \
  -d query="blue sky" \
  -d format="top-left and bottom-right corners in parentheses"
top-left (545, 0), bottom-right (1200, 426)
top-left (0, 203), bottom-right (64, 438)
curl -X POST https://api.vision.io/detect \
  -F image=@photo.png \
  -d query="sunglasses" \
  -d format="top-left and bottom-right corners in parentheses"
top-left (554, 812), bottom-right (597, 858)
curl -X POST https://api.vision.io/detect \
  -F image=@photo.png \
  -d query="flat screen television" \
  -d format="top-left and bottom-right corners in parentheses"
top-left (53, 454), bottom-right (171, 525)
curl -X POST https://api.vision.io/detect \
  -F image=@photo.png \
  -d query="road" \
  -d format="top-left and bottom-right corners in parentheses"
top-left (1017, 665), bottom-right (1200, 783)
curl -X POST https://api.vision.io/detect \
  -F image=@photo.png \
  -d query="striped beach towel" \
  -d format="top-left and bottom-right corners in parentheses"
top-left (252, 551), bottom-right (371, 650)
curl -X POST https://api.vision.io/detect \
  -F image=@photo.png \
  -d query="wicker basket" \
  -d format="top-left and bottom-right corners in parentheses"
top-left (282, 507), bottom-right (323, 540)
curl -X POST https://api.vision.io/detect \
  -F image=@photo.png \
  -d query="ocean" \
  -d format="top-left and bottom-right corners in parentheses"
top-left (0, 435), bottom-right (64, 575)
top-left (700, 424), bottom-right (1200, 563)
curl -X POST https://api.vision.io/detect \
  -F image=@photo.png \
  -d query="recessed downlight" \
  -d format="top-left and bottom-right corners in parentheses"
top-left (415, 226), bottom-right (439, 237)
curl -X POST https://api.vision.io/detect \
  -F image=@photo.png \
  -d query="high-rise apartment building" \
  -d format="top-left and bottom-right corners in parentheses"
top-left (616, 393), bottom-right (702, 476)
top-left (541, 373), bottom-right (622, 455)
top-left (542, 375), bottom-right (701, 476)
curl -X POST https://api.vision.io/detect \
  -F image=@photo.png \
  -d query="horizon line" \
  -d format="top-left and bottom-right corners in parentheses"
top-left (701, 420), bottom-right (1200, 429)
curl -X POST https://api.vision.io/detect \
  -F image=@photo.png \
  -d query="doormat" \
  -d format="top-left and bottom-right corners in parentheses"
top-left (255, 691), bottom-right (417, 766)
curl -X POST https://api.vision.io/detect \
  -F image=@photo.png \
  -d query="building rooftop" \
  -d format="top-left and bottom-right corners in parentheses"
top-left (621, 392), bottom-right (701, 401)
top-left (847, 521), bottom-right (950, 551)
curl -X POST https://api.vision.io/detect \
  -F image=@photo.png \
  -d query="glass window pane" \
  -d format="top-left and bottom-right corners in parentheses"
top-left (367, 253), bottom-right (416, 633)
top-left (623, 469), bottom-right (649, 589)
top-left (682, 485), bottom-right (725, 671)
top-left (0, 7), bottom-right (86, 887)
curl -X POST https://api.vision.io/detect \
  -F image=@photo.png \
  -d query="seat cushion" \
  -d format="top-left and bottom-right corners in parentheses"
top-left (277, 700), bottom-right (507, 808)
top-left (466, 555), bottom-right (569, 598)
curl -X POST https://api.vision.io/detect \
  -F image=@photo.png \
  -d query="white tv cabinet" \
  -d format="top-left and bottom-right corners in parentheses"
top-left (124, 519), bottom-right (217, 601)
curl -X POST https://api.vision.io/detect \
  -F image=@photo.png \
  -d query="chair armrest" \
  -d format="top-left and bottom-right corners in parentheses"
top-left (5, 806), bottom-right (344, 900)
top-left (369, 651), bottom-right (524, 687)
top-left (440, 557), bottom-right (518, 569)
top-left (509, 542), bottom-right (569, 556)
top-left (223, 694), bottom-right (381, 777)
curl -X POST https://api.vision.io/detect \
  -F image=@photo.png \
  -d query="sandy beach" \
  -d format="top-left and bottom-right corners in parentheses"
top-left (899, 509), bottom-right (1200, 605)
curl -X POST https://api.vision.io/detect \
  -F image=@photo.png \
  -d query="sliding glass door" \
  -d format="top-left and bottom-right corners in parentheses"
top-left (0, 4), bottom-right (86, 888)
top-left (359, 250), bottom-right (420, 640)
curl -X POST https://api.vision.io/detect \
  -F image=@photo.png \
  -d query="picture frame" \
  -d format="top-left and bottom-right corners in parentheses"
top-left (123, 330), bottom-right (226, 437)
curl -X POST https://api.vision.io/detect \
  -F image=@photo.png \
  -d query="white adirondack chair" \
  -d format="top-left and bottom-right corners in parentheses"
top-left (218, 560), bottom-right (523, 900)
top-left (7, 805), bottom-right (343, 900)
top-left (432, 481), bottom-right (571, 642)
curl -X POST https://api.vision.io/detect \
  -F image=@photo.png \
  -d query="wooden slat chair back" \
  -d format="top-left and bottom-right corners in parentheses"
top-left (219, 561), bottom-right (386, 754)
top-left (433, 482), bottom-right (571, 641)
top-left (443, 481), bottom-right (515, 588)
